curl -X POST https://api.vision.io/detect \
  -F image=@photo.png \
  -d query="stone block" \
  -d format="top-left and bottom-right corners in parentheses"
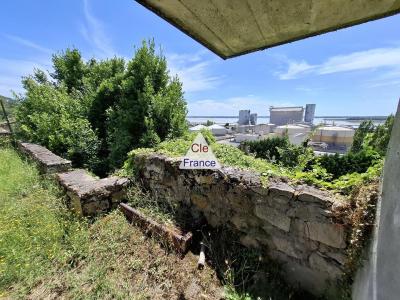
top-left (82, 199), bottom-right (110, 215)
top-left (291, 219), bottom-right (346, 248)
top-left (287, 203), bottom-right (332, 222)
top-left (319, 244), bottom-right (347, 265)
top-left (255, 205), bottom-right (291, 232)
top-left (270, 235), bottom-right (302, 259)
top-left (57, 169), bottom-right (129, 216)
top-left (309, 252), bottom-right (343, 278)
top-left (240, 234), bottom-right (260, 248)
top-left (268, 182), bottom-right (295, 199)
top-left (17, 141), bottom-right (71, 174)
top-left (296, 186), bottom-right (333, 205)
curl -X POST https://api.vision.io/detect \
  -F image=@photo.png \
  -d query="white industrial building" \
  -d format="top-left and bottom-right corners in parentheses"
top-left (207, 124), bottom-right (227, 136)
top-left (312, 126), bottom-right (355, 150)
top-left (189, 124), bottom-right (206, 132)
top-left (275, 124), bottom-right (311, 145)
top-left (269, 106), bottom-right (304, 126)
top-left (269, 104), bottom-right (316, 126)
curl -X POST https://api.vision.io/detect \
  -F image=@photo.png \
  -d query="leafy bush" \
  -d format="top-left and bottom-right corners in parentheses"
top-left (351, 115), bottom-right (394, 155)
top-left (317, 149), bottom-right (381, 179)
top-left (365, 115), bottom-right (394, 155)
top-left (351, 120), bottom-right (374, 153)
top-left (124, 132), bottom-right (383, 195)
top-left (15, 41), bottom-right (188, 175)
top-left (243, 136), bottom-right (314, 168)
top-left (106, 41), bottom-right (187, 168)
top-left (243, 136), bottom-right (289, 161)
top-left (15, 78), bottom-right (99, 169)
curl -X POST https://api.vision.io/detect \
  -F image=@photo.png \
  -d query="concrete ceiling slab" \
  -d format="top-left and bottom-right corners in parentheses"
top-left (136, 0), bottom-right (400, 59)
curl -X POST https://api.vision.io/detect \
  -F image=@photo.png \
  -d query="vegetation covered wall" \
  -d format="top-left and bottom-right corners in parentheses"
top-left (131, 152), bottom-right (356, 296)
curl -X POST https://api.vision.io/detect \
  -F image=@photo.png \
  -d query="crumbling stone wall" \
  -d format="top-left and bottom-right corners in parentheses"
top-left (133, 153), bottom-right (351, 296)
top-left (57, 169), bottom-right (129, 216)
top-left (17, 141), bottom-right (72, 174)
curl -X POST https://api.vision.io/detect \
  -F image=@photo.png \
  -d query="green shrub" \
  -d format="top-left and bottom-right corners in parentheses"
top-left (317, 149), bottom-right (381, 179)
top-left (15, 41), bottom-right (188, 175)
top-left (351, 115), bottom-right (394, 155)
top-left (243, 136), bottom-right (289, 161)
top-left (365, 115), bottom-right (394, 155)
top-left (124, 133), bottom-right (383, 195)
top-left (243, 136), bottom-right (314, 169)
top-left (106, 41), bottom-right (188, 168)
top-left (15, 78), bottom-right (99, 169)
top-left (351, 120), bottom-right (375, 153)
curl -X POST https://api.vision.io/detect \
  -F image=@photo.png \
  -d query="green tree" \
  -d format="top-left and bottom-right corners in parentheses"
top-left (106, 41), bottom-right (187, 168)
top-left (15, 41), bottom-right (188, 174)
top-left (243, 136), bottom-right (290, 161)
top-left (15, 77), bottom-right (99, 169)
top-left (351, 120), bottom-right (375, 153)
top-left (366, 115), bottom-right (394, 155)
top-left (51, 48), bottom-right (87, 93)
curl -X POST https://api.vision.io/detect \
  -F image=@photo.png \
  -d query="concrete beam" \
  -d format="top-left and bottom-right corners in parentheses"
top-left (136, 0), bottom-right (400, 59)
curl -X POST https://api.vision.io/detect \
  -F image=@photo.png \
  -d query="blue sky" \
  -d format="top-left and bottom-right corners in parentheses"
top-left (1, 0), bottom-right (399, 116)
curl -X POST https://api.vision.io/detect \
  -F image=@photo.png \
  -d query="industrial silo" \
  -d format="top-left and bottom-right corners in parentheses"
top-left (275, 124), bottom-right (311, 145)
top-left (312, 126), bottom-right (355, 149)
top-left (238, 110), bottom-right (250, 125)
top-left (304, 104), bottom-right (316, 124)
top-left (250, 113), bottom-right (257, 125)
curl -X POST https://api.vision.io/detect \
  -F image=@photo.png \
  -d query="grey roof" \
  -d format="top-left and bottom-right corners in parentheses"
top-left (270, 106), bottom-right (304, 112)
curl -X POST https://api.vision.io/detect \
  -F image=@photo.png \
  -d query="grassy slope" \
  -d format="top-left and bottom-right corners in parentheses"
top-left (0, 147), bottom-right (223, 299)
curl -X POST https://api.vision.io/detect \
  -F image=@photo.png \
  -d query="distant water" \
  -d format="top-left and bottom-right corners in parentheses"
top-left (187, 116), bottom-right (387, 127)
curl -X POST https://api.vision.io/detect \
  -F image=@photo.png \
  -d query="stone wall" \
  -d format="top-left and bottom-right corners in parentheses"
top-left (16, 140), bottom-right (129, 216)
top-left (57, 169), bottom-right (129, 216)
top-left (17, 141), bottom-right (72, 174)
top-left (133, 153), bottom-right (351, 296)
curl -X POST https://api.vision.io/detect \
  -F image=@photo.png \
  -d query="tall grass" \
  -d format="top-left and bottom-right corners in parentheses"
top-left (0, 147), bottom-right (89, 296)
top-left (0, 147), bottom-right (223, 299)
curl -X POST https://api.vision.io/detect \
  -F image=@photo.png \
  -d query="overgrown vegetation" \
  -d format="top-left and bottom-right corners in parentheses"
top-left (0, 146), bottom-right (227, 299)
top-left (338, 182), bottom-right (379, 299)
top-left (350, 116), bottom-right (394, 155)
top-left (125, 183), bottom-right (310, 300)
top-left (124, 130), bottom-right (385, 195)
top-left (123, 130), bottom-right (290, 182)
top-left (14, 40), bottom-right (187, 176)
top-left (1, 145), bottom-right (306, 299)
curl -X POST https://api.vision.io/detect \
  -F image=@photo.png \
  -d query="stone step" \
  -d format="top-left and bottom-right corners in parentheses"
top-left (17, 141), bottom-right (71, 174)
top-left (57, 169), bottom-right (129, 216)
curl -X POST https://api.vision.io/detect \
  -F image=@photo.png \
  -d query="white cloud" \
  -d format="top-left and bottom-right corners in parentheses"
top-left (166, 51), bottom-right (221, 93)
top-left (278, 60), bottom-right (314, 80)
top-left (188, 95), bottom-right (294, 116)
top-left (0, 34), bottom-right (53, 96)
top-left (81, 0), bottom-right (115, 57)
top-left (278, 46), bottom-right (400, 80)
top-left (3, 34), bottom-right (53, 55)
top-left (0, 57), bottom-right (51, 97)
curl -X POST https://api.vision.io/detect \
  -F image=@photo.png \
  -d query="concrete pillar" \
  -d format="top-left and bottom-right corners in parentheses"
top-left (353, 101), bottom-right (400, 300)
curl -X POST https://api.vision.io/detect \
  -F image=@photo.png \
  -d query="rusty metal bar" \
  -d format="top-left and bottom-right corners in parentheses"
top-left (0, 98), bottom-right (14, 136)
top-left (119, 203), bottom-right (193, 255)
